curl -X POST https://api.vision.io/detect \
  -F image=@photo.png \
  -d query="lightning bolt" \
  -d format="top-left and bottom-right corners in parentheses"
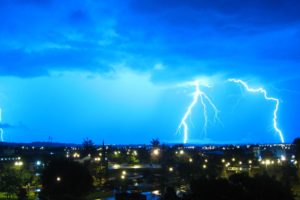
top-left (228, 78), bottom-right (285, 143)
top-left (0, 108), bottom-right (3, 142)
top-left (177, 80), bottom-right (220, 144)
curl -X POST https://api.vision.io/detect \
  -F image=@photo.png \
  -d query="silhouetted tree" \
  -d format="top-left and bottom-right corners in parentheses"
top-left (293, 138), bottom-right (300, 179)
top-left (0, 166), bottom-right (22, 199)
top-left (82, 138), bottom-right (97, 157)
top-left (281, 164), bottom-right (298, 185)
top-left (162, 187), bottom-right (179, 200)
top-left (183, 174), bottom-right (294, 200)
top-left (138, 146), bottom-right (150, 163)
top-left (293, 138), bottom-right (300, 161)
top-left (40, 159), bottom-right (93, 200)
top-left (151, 138), bottom-right (160, 147)
top-left (17, 188), bottom-right (28, 200)
top-left (244, 174), bottom-right (294, 200)
top-left (0, 163), bottom-right (37, 199)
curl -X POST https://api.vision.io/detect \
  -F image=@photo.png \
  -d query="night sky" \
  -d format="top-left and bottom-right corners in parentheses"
top-left (0, 0), bottom-right (300, 144)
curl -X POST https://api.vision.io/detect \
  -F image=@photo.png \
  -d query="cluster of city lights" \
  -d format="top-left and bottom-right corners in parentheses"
top-left (0, 157), bottom-right (21, 161)
top-left (94, 157), bottom-right (101, 162)
top-left (73, 152), bottom-right (80, 158)
top-left (14, 161), bottom-right (23, 166)
top-left (114, 151), bottom-right (121, 156)
top-left (258, 155), bottom-right (298, 166)
top-left (121, 170), bottom-right (127, 179)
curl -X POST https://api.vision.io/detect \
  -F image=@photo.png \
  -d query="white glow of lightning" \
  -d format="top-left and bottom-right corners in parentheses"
top-left (0, 108), bottom-right (3, 142)
top-left (177, 80), bottom-right (220, 144)
top-left (228, 78), bottom-right (285, 143)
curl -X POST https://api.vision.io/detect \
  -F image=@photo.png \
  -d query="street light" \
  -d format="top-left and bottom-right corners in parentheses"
top-left (94, 157), bottom-right (101, 161)
top-left (73, 152), bottom-right (80, 158)
top-left (153, 149), bottom-right (160, 156)
top-left (120, 170), bottom-right (127, 179)
top-left (14, 161), bottom-right (23, 166)
top-left (262, 159), bottom-right (271, 169)
top-left (277, 159), bottom-right (281, 164)
top-left (112, 164), bottom-right (120, 169)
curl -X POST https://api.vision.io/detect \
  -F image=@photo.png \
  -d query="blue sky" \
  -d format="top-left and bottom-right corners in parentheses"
top-left (0, 0), bottom-right (300, 144)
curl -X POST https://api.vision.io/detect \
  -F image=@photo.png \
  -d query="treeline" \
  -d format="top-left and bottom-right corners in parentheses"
top-left (162, 173), bottom-right (294, 200)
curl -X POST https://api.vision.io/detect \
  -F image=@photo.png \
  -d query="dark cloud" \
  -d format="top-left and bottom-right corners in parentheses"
top-left (0, 0), bottom-right (299, 81)
top-left (0, 0), bottom-right (51, 7)
top-left (130, 0), bottom-right (300, 28)
top-left (15, 0), bottom-right (51, 5)
top-left (0, 48), bottom-right (114, 77)
top-left (0, 123), bottom-right (13, 129)
top-left (68, 9), bottom-right (93, 28)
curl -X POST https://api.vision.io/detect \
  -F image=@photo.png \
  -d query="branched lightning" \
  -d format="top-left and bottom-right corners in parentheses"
top-left (177, 80), bottom-right (220, 144)
top-left (228, 78), bottom-right (285, 143)
top-left (0, 108), bottom-right (3, 142)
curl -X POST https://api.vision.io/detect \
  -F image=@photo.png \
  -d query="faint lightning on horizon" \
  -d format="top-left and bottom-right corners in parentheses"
top-left (177, 80), bottom-right (220, 144)
top-left (228, 78), bottom-right (285, 143)
top-left (0, 108), bottom-right (3, 142)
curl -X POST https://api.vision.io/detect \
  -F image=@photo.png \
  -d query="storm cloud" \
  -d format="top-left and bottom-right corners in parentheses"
top-left (0, 0), bottom-right (299, 81)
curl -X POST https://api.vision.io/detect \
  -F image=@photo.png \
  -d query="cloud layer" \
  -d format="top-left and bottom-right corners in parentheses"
top-left (0, 0), bottom-right (300, 81)
top-left (1, 0), bottom-right (300, 144)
